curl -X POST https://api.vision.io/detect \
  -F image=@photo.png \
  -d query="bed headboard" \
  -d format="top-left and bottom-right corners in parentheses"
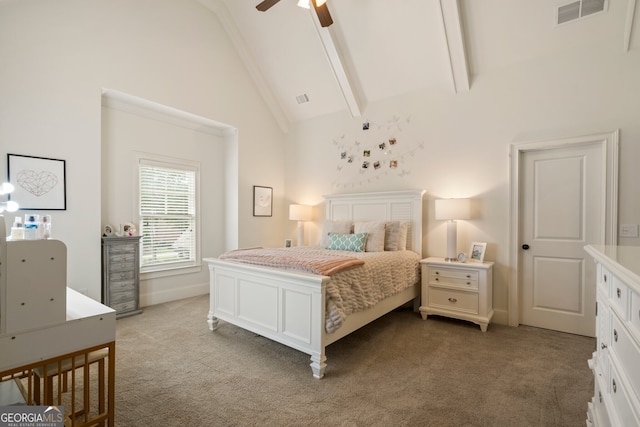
top-left (324, 190), bottom-right (425, 257)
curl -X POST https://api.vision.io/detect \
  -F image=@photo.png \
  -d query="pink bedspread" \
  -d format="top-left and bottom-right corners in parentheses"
top-left (218, 247), bottom-right (364, 276)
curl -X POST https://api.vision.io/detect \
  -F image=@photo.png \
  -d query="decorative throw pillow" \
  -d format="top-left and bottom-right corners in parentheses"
top-left (319, 220), bottom-right (353, 248)
top-left (354, 221), bottom-right (386, 252)
top-left (385, 221), bottom-right (409, 251)
top-left (328, 232), bottom-right (368, 252)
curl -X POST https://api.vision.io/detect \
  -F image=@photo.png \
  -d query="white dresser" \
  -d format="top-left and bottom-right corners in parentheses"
top-left (585, 245), bottom-right (640, 427)
top-left (419, 257), bottom-right (494, 332)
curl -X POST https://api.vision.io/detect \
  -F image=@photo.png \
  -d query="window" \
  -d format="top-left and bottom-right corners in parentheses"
top-left (137, 156), bottom-right (199, 273)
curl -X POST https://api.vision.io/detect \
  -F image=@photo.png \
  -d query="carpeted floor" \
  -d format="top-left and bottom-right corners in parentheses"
top-left (114, 295), bottom-right (595, 426)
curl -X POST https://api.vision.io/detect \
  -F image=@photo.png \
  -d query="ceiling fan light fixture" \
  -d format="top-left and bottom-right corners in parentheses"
top-left (297, 0), bottom-right (310, 9)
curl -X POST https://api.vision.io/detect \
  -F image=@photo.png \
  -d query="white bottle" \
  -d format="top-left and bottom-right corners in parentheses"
top-left (10, 216), bottom-right (24, 240)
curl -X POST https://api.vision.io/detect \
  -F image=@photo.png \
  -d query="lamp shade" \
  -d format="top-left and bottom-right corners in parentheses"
top-left (435, 199), bottom-right (471, 221)
top-left (289, 204), bottom-right (313, 221)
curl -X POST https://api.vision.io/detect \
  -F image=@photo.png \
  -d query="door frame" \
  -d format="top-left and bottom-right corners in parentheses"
top-left (508, 130), bottom-right (619, 327)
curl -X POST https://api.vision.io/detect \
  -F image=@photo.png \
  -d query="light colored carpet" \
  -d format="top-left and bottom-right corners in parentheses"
top-left (114, 295), bottom-right (595, 426)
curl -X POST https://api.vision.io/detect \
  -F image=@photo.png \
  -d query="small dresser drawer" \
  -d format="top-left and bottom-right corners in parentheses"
top-left (109, 270), bottom-right (136, 282)
top-left (610, 277), bottom-right (629, 318)
top-left (429, 288), bottom-right (478, 314)
top-left (109, 252), bottom-right (136, 263)
top-left (430, 268), bottom-right (479, 290)
top-left (108, 261), bottom-right (136, 273)
top-left (108, 243), bottom-right (137, 254)
top-left (610, 315), bottom-right (640, 401)
top-left (111, 300), bottom-right (136, 313)
top-left (609, 363), bottom-right (640, 427)
top-left (600, 265), bottom-right (612, 294)
top-left (109, 289), bottom-right (135, 304)
top-left (629, 288), bottom-right (640, 340)
top-left (110, 279), bottom-right (136, 293)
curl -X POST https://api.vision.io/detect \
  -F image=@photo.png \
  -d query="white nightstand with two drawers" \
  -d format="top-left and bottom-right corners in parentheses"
top-left (419, 257), bottom-right (494, 332)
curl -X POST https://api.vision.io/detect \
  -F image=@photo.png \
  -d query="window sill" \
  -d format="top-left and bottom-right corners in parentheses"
top-left (140, 264), bottom-right (202, 280)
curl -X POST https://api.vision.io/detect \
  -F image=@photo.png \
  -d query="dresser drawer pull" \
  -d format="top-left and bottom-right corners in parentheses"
top-left (466, 275), bottom-right (471, 278)
top-left (435, 271), bottom-right (440, 275)
top-left (612, 379), bottom-right (617, 393)
top-left (604, 274), bottom-right (607, 283)
top-left (466, 282), bottom-right (471, 285)
top-left (435, 278), bottom-right (439, 281)
top-left (616, 288), bottom-right (621, 298)
top-left (598, 391), bottom-right (602, 402)
top-left (613, 329), bottom-right (618, 342)
top-left (601, 343), bottom-right (607, 350)
top-left (448, 298), bottom-right (457, 303)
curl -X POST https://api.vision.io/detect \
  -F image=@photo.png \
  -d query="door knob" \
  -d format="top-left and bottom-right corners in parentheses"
top-left (522, 244), bottom-right (530, 250)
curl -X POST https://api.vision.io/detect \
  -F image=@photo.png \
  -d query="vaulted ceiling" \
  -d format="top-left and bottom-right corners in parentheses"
top-left (196, 0), bottom-right (639, 132)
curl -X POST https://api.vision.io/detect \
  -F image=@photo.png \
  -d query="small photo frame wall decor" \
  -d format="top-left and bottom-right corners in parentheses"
top-left (469, 242), bottom-right (487, 263)
top-left (8, 154), bottom-right (66, 210)
top-left (253, 186), bottom-right (273, 217)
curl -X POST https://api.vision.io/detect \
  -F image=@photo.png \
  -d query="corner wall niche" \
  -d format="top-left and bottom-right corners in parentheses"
top-left (100, 89), bottom-right (239, 306)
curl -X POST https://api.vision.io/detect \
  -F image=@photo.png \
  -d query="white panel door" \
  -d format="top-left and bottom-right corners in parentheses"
top-left (520, 143), bottom-right (604, 337)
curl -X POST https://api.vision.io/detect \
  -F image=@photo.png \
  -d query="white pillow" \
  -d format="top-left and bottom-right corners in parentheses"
top-left (385, 221), bottom-right (409, 251)
top-left (319, 220), bottom-right (353, 248)
top-left (354, 221), bottom-right (386, 252)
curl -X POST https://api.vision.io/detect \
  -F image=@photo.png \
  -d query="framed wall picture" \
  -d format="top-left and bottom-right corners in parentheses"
top-left (253, 185), bottom-right (272, 217)
top-left (7, 154), bottom-right (66, 210)
top-left (469, 242), bottom-right (487, 263)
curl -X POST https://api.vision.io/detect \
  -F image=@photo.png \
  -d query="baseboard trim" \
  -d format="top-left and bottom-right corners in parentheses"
top-left (140, 282), bottom-right (208, 307)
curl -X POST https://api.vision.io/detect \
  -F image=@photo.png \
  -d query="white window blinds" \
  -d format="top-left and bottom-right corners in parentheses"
top-left (139, 160), bottom-right (197, 271)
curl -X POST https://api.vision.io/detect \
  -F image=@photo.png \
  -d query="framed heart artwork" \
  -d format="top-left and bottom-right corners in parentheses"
top-left (7, 154), bottom-right (66, 210)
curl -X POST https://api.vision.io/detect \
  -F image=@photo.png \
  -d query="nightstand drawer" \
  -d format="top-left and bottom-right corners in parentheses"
top-left (429, 288), bottom-right (478, 314)
top-left (430, 273), bottom-right (478, 290)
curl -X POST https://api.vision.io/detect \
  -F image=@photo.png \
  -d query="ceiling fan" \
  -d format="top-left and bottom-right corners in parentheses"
top-left (256, 0), bottom-right (333, 27)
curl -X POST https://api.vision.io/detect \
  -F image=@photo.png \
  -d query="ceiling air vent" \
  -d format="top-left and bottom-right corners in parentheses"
top-left (556, 0), bottom-right (607, 25)
top-left (296, 94), bottom-right (310, 105)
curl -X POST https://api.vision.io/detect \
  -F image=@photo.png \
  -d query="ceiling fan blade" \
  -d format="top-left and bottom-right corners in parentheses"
top-left (312, 0), bottom-right (333, 27)
top-left (256, 0), bottom-right (281, 12)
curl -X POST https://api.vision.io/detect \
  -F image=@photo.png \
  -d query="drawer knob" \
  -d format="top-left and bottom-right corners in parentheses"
top-left (614, 329), bottom-right (618, 342)
top-left (466, 275), bottom-right (471, 278)
top-left (466, 282), bottom-right (471, 285)
top-left (616, 288), bottom-right (621, 298)
top-left (612, 379), bottom-right (617, 393)
top-left (448, 298), bottom-right (458, 303)
top-left (435, 271), bottom-right (440, 275)
top-left (604, 275), bottom-right (607, 283)
top-left (601, 343), bottom-right (607, 350)
top-left (598, 391), bottom-right (603, 403)
top-left (435, 278), bottom-right (439, 281)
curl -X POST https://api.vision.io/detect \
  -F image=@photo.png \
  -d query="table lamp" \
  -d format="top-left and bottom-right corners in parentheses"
top-left (289, 204), bottom-right (313, 246)
top-left (435, 198), bottom-right (471, 262)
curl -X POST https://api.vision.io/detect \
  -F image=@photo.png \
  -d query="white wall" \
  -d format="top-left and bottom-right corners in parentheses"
top-left (284, 39), bottom-right (640, 324)
top-left (0, 0), bottom-right (286, 302)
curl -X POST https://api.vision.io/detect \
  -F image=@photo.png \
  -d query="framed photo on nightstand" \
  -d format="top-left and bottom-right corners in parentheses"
top-left (470, 242), bottom-right (487, 262)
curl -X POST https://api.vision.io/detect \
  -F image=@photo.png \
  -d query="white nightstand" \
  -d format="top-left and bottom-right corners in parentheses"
top-left (419, 257), bottom-right (494, 332)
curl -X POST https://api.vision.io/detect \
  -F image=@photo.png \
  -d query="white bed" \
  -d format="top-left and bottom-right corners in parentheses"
top-left (203, 189), bottom-right (425, 378)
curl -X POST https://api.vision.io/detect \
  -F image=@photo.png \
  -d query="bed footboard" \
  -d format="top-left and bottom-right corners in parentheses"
top-left (204, 258), bottom-right (331, 378)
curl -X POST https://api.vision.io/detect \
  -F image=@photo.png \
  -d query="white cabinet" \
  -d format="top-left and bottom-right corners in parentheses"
top-left (419, 257), bottom-right (494, 332)
top-left (585, 245), bottom-right (640, 427)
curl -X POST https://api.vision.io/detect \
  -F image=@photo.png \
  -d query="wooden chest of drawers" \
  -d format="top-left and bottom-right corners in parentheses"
top-left (102, 236), bottom-right (142, 319)
top-left (419, 257), bottom-right (494, 332)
